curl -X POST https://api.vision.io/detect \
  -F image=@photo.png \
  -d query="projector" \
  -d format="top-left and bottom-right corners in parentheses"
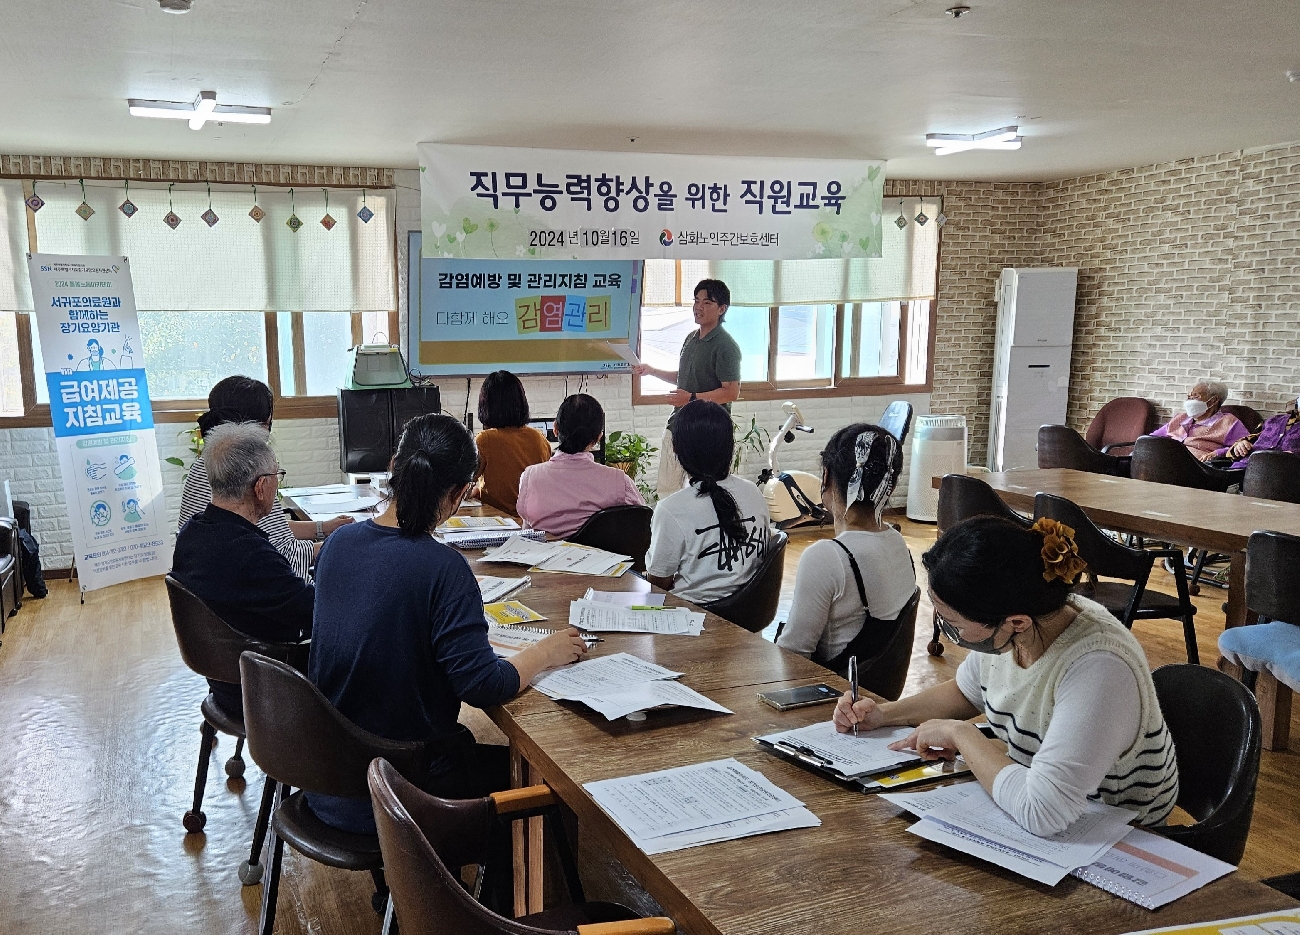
top-left (346, 345), bottom-right (413, 390)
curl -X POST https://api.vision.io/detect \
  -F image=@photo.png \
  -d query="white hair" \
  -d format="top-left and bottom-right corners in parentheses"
top-left (1194, 380), bottom-right (1229, 403)
top-left (205, 422), bottom-right (276, 500)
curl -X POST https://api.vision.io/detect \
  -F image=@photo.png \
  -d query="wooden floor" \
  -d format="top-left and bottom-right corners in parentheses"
top-left (0, 515), bottom-right (1297, 934)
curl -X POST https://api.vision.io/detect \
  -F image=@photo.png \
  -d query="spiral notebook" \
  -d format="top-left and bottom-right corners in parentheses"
top-left (486, 623), bottom-right (551, 658)
top-left (1071, 826), bottom-right (1235, 909)
top-left (442, 528), bottom-right (548, 551)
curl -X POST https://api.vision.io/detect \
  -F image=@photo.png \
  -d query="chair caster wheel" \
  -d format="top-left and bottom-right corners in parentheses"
top-left (183, 810), bottom-right (207, 833)
top-left (225, 755), bottom-right (245, 778)
top-left (927, 640), bottom-right (944, 657)
top-left (1188, 583), bottom-right (1200, 597)
top-left (238, 860), bottom-right (264, 886)
top-left (372, 891), bottom-right (389, 914)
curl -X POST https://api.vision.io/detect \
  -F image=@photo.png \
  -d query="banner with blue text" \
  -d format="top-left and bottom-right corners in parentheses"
top-left (419, 143), bottom-right (885, 261)
top-left (28, 254), bottom-right (171, 592)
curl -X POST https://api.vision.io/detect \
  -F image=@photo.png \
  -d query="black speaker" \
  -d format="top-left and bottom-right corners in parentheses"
top-left (338, 386), bottom-right (443, 473)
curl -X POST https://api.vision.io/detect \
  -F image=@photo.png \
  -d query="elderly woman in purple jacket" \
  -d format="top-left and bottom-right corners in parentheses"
top-left (1220, 396), bottom-right (1300, 468)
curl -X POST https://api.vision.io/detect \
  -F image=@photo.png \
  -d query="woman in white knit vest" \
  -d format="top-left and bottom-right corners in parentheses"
top-left (833, 515), bottom-right (1179, 836)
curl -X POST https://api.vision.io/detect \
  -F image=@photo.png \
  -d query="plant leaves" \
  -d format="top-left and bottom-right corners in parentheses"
top-left (165, 457), bottom-right (185, 467)
top-left (867, 166), bottom-right (880, 182)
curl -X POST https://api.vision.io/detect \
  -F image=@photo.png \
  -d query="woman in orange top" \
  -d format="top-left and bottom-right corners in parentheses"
top-left (474, 370), bottom-right (551, 514)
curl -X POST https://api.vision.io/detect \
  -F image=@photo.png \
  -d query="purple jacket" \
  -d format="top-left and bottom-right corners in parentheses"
top-left (1225, 411), bottom-right (1300, 469)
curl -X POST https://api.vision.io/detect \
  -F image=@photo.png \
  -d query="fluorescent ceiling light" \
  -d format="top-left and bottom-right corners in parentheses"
top-left (128, 91), bottom-right (271, 129)
top-left (925, 125), bottom-right (1022, 155)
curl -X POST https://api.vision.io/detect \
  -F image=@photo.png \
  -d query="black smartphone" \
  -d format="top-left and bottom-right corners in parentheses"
top-left (757, 683), bottom-right (840, 711)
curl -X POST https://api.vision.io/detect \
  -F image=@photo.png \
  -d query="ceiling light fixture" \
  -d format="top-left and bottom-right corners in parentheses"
top-left (945, 5), bottom-right (971, 17)
top-left (1288, 70), bottom-right (1300, 83)
top-left (925, 125), bottom-right (1021, 155)
top-left (158, 0), bottom-right (193, 12)
top-left (128, 91), bottom-right (271, 130)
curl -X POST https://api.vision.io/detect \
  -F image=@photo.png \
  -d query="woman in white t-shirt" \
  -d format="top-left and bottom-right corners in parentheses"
top-left (777, 423), bottom-right (915, 667)
top-left (645, 400), bottom-right (771, 604)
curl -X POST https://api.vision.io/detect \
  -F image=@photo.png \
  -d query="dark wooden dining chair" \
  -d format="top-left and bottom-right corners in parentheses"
top-left (1037, 425), bottom-right (1127, 476)
top-left (1033, 493), bottom-right (1200, 664)
top-left (701, 530), bottom-right (788, 633)
top-left (821, 588), bottom-right (921, 701)
top-left (927, 474), bottom-right (1033, 655)
top-left (165, 575), bottom-right (309, 885)
top-left (879, 400), bottom-right (914, 446)
top-left (1151, 664), bottom-right (1261, 865)
top-left (568, 504), bottom-right (653, 571)
top-left (1221, 404), bottom-right (1264, 435)
top-left (1242, 450), bottom-right (1300, 504)
top-left (368, 757), bottom-right (675, 935)
top-left (1084, 397), bottom-right (1158, 457)
top-left (240, 651), bottom-right (431, 935)
top-left (1130, 435), bottom-right (1243, 492)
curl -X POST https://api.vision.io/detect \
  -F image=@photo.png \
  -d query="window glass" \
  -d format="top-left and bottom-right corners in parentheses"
top-left (302, 312), bottom-right (353, 396)
top-left (361, 311), bottom-right (389, 346)
top-left (840, 302), bottom-right (900, 378)
top-left (725, 307), bottom-right (770, 383)
top-left (905, 300), bottom-right (931, 385)
top-left (638, 304), bottom-right (766, 394)
top-left (0, 313), bottom-right (21, 416)
top-left (137, 311), bottom-right (268, 399)
top-left (775, 305), bottom-right (835, 381)
top-left (30, 314), bottom-right (48, 403)
top-left (277, 311), bottom-right (297, 396)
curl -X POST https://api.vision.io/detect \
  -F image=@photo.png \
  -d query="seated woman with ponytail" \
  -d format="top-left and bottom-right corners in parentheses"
top-left (178, 375), bottom-right (351, 581)
top-left (517, 393), bottom-right (643, 538)
top-left (307, 414), bottom-right (588, 834)
top-left (833, 516), bottom-right (1179, 836)
top-left (777, 424), bottom-right (916, 667)
top-left (644, 400), bottom-right (772, 603)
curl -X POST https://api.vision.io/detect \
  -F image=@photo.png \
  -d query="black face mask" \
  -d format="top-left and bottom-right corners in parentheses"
top-left (936, 613), bottom-right (1010, 655)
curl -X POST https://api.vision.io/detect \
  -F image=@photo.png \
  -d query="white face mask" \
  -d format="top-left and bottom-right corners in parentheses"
top-left (1184, 399), bottom-right (1209, 419)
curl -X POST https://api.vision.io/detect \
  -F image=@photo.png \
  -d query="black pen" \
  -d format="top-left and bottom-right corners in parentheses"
top-left (582, 636), bottom-right (604, 644)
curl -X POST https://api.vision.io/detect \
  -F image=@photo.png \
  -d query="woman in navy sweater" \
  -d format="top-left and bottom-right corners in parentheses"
top-left (307, 413), bottom-right (586, 834)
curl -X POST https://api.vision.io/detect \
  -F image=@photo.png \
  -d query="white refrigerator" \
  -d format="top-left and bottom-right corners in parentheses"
top-left (986, 267), bottom-right (1078, 473)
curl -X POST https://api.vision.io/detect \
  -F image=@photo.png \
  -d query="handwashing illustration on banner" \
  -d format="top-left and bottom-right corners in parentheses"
top-left (27, 253), bottom-right (171, 593)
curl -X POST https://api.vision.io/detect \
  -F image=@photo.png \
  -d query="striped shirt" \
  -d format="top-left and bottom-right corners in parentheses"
top-left (178, 455), bottom-right (315, 582)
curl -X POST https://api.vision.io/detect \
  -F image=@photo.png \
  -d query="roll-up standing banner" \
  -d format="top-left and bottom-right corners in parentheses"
top-left (27, 254), bottom-right (171, 593)
top-left (419, 143), bottom-right (885, 261)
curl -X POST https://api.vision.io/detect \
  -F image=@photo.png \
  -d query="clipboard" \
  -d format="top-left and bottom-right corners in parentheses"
top-left (753, 736), bottom-right (972, 793)
top-left (752, 735), bottom-right (924, 789)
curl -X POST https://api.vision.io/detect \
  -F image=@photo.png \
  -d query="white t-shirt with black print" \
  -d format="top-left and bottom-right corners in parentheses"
top-left (645, 475), bottom-right (772, 604)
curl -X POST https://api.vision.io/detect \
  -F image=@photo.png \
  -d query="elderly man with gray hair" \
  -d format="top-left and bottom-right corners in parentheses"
top-left (172, 422), bottom-right (315, 716)
top-left (1150, 379), bottom-right (1248, 462)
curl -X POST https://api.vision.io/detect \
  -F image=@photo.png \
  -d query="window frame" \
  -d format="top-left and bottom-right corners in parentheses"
top-left (0, 177), bottom-right (399, 428)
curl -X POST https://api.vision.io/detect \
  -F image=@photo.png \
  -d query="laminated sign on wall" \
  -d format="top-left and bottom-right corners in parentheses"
top-left (420, 143), bottom-right (885, 261)
top-left (28, 254), bottom-right (171, 593)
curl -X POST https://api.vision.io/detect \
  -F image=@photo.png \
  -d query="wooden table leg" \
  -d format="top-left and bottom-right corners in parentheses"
top-left (1225, 552), bottom-right (1247, 629)
top-left (527, 761), bottom-right (545, 915)
top-left (510, 746), bottom-right (527, 918)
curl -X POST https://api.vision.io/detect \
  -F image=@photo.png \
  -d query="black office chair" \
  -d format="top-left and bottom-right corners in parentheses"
top-left (879, 401), bottom-right (914, 447)
top-left (927, 475), bottom-right (1033, 655)
top-left (822, 589), bottom-right (921, 701)
top-left (165, 576), bottom-right (310, 888)
top-left (702, 531), bottom-right (788, 633)
top-left (0, 517), bottom-right (19, 632)
top-left (1151, 664), bottom-right (1261, 865)
top-left (1037, 425), bottom-right (1127, 476)
top-left (568, 505), bottom-right (653, 572)
top-left (240, 651), bottom-right (431, 935)
top-left (1242, 450), bottom-right (1300, 504)
top-left (1033, 494), bottom-right (1200, 664)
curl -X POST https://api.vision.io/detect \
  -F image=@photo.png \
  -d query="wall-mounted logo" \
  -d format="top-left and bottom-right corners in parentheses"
top-left (659, 229), bottom-right (673, 247)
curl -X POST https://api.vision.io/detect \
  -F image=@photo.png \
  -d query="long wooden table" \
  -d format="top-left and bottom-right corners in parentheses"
top-left (288, 485), bottom-right (1297, 934)
top-left (976, 469), bottom-right (1300, 629)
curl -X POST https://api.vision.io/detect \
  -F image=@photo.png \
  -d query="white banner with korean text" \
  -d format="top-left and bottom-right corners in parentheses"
top-left (419, 143), bottom-right (885, 261)
top-left (28, 254), bottom-right (171, 593)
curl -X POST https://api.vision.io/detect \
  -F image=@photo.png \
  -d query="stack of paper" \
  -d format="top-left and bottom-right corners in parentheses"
top-left (442, 528), bottom-right (547, 550)
top-left (569, 599), bottom-right (704, 636)
top-left (756, 721), bottom-right (921, 779)
top-left (585, 758), bottom-right (820, 854)
top-left (1072, 826), bottom-right (1235, 909)
top-left (484, 600), bottom-right (546, 625)
top-left (486, 623), bottom-right (550, 658)
top-left (1119, 909), bottom-right (1300, 935)
top-left (295, 488), bottom-right (383, 519)
top-left (476, 575), bottom-right (531, 603)
top-left (582, 588), bottom-right (666, 607)
top-left (480, 536), bottom-right (631, 577)
top-left (881, 782), bottom-right (1137, 885)
top-left (282, 483), bottom-right (354, 499)
top-left (438, 515), bottom-right (520, 532)
top-left (532, 652), bottom-right (731, 721)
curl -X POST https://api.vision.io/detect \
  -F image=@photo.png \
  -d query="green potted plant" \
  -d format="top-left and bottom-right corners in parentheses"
top-left (604, 430), bottom-right (657, 480)
top-left (732, 415), bottom-right (770, 472)
top-left (164, 426), bottom-right (205, 479)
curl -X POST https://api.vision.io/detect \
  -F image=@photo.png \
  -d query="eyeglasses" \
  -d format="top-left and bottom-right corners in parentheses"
top-left (256, 470), bottom-right (287, 484)
top-left (934, 611), bottom-right (998, 643)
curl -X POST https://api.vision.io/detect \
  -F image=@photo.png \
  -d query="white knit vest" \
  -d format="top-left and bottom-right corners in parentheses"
top-left (974, 595), bottom-right (1179, 826)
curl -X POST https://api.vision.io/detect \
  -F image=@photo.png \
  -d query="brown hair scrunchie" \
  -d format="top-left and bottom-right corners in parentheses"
top-left (1030, 517), bottom-right (1088, 585)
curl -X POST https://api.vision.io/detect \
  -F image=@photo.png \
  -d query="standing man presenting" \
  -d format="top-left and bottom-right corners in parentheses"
top-left (635, 279), bottom-right (742, 498)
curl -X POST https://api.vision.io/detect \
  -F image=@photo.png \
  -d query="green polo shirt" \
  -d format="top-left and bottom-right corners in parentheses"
top-left (668, 324), bottom-right (742, 429)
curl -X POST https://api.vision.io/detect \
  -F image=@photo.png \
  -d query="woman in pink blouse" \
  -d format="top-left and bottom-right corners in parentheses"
top-left (517, 394), bottom-right (644, 538)
top-left (1150, 379), bottom-right (1247, 462)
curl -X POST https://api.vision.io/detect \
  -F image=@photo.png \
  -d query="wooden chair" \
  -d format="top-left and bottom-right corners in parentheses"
top-left (822, 588), bottom-right (921, 701)
top-left (1218, 530), bottom-right (1300, 751)
top-left (239, 651), bottom-right (432, 935)
top-left (1221, 404), bottom-right (1264, 435)
top-left (568, 505), bottom-right (653, 572)
top-left (1131, 435), bottom-right (1243, 492)
top-left (1242, 450), bottom-right (1300, 504)
top-left (879, 400), bottom-right (914, 446)
top-left (368, 757), bottom-right (675, 935)
top-left (1085, 397), bottom-right (1158, 457)
top-left (927, 475), bottom-right (1033, 655)
top-left (1152, 664), bottom-right (1262, 865)
top-left (701, 531), bottom-right (788, 633)
top-left (164, 576), bottom-right (309, 886)
top-left (1033, 493), bottom-right (1200, 664)
top-left (1036, 425), bottom-right (1127, 476)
